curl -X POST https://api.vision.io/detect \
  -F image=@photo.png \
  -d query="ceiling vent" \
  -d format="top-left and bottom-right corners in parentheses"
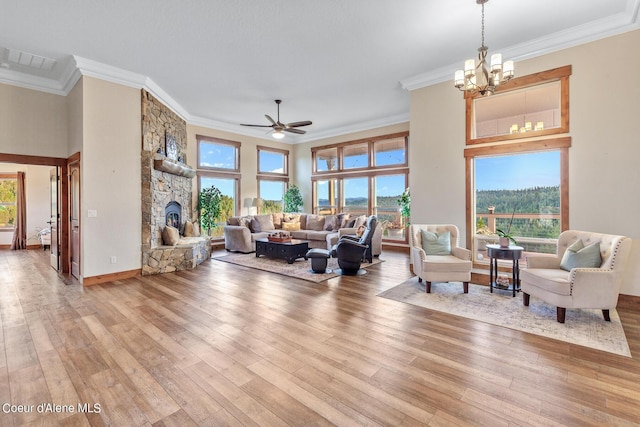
top-left (6, 48), bottom-right (57, 71)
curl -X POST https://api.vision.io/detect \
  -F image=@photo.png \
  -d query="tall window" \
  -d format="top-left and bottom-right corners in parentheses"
top-left (311, 132), bottom-right (409, 241)
top-left (465, 67), bottom-right (571, 264)
top-left (257, 146), bottom-right (289, 214)
top-left (0, 174), bottom-right (17, 230)
top-left (374, 174), bottom-right (408, 241)
top-left (197, 135), bottom-right (241, 239)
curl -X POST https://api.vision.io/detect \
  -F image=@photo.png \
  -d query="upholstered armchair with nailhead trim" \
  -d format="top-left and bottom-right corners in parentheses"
top-left (520, 230), bottom-right (632, 323)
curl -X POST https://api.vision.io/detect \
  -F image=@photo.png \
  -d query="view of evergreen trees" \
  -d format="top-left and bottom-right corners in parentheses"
top-left (476, 186), bottom-right (561, 239)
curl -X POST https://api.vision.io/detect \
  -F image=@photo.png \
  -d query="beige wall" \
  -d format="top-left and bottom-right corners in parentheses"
top-left (0, 164), bottom-right (51, 246)
top-left (0, 84), bottom-right (69, 157)
top-left (293, 123), bottom-right (410, 211)
top-left (80, 77), bottom-right (141, 280)
top-left (186, 125), bottom-right (292, 217)
top-left (67, 79), bottom-right (83, 156)
top-left (409, 29), bottom-right (640, 295)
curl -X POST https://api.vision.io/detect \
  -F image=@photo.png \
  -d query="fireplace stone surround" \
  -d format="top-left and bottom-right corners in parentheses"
top-left (141, 90), bottom-right (211, 275)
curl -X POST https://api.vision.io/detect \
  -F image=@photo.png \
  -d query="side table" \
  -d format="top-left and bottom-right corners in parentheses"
top-left (487, 244), bottom-right (524, 297)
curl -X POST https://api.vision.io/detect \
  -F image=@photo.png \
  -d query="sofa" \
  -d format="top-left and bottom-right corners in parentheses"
top-left (224, 212), bottom-right (382, 255)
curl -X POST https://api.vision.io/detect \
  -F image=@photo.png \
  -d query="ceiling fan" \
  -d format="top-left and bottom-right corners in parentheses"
top-left (241, 99), bottom-right (312, 139)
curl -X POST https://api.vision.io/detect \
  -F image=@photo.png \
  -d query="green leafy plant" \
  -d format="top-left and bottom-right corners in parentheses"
top-left (397, 187), bottom-right (410, 226)
top-left (283, 184), bottom-right (303, 213)
top-left (496, 207), bottom-right (517, 244)
top-left (198, 185), bottom-right (222, 235)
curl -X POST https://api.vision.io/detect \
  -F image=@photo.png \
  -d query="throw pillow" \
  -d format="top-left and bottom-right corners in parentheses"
top-left (306, 214), bottom-right (325, 231)
top-left (250, 217), bottom-right (261, 233)
top-left (282, 222), bottom-right (301, 231)
top-left (324, 215), bottom-right (337, 231)
top-left (272, 212), bottom-right (284, 229)
top-left (356, 225), bottom-right (366, 237)
top-left (421, 230), bottom-right (451, 255)
top-left (336, 213), bottom-right (350, 229)
top-left (238, 216), bottom-right (252, 229)
top-left (192, 221), bottom-right (201, 237)
top-left (184, 221), bottom-right (195, 237)
top-left (560, 240), bottom-right (602, 271)
top-left (227, 217), bottom-right (240, 226)
top-left (256, 214), bottom-right (275, 232)
top-left (346, 218), bottom-right (357, 228)
top-left (162, 226), bottom-right (180, 246)
top-left (354, 215), bottom-right (367, 228)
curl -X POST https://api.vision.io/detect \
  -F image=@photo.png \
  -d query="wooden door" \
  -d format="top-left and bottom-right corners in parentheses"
top-left (69, 162), bottom-right (80, 279)
top-left (49, 168), bottom-right (59, 270)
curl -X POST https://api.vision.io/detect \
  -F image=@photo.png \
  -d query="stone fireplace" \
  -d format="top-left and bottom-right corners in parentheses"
top-left (141, 90), bottom-right (211, 275)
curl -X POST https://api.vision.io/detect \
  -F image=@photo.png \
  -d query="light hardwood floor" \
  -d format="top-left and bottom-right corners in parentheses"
top-left (1, 248), bottom-right (640, 426)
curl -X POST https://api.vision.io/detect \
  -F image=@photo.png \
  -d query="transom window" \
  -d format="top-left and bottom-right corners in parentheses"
top-left (197, 135), bottom-right (240, 171)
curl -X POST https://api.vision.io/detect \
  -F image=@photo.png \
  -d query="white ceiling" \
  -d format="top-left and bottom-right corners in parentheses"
top-left (0, 0), bottom-right (638, 143)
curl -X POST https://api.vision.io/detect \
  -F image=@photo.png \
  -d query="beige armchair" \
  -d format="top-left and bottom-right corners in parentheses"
top-left (410, 224), bottom-right (472, 293)
top-left (520, 230), bottom-right (632, 323)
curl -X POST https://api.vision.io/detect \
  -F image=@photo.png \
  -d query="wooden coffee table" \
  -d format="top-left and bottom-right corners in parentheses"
top-left (255, 238), bottom-right (310, 264)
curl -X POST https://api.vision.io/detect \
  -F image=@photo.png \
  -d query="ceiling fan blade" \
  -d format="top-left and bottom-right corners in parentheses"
top-left (265, 114), bottom-right (276, 125)
top-left (284, 128), bottom-right (306, 134)
top-left (286, 121), bottom-right (312, 128)
top-left (240, 123), bottom-right (274, 128)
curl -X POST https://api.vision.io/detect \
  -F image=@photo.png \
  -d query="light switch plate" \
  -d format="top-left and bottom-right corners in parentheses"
top-left (87, 209), bottom-right (97, 217)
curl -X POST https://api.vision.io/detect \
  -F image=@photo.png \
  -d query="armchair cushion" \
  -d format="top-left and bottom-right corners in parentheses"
top-left (421, 230), bottom-right (451, 255)
top-left (559, 240), bottom-right (602, 271)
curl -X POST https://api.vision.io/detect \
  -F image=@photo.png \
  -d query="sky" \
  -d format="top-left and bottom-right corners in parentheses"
top-left (475, 151), bottom-right (560, 191)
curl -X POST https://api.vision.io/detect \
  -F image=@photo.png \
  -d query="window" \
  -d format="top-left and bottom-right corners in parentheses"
top-left (342, 177), bottom-right (368, 215)
top-left (314, 179), bottom-right (339, 215)
top-left (0, 174), bottom-right (17, 230)
top-left (259, 179), bottom-right (286, 214)
top-left (198, 175), bottom-right (238, 238)
top-left (258, 146), bottom-right (287, 175)
top-left (465, 67), bottom-right (571, 265)
top-left (374, 136), bottom-right (407, 167)
top-left (466, 138), bottom-right (570, 263)
top-left (467, 65), bottom-right (571, 145)
top-left (311, 132), bottom-right (409, 241)
top-left (257, 146), bottom-right (289, 214)
top-left (197, 135), bottom-right (241, 239)
top-left (315, 147), bottom-right (338, 172)
top-left (197, 135), bottom-right (240, 171)
top-left (343, 143), bottom-right (369, 169)
top-left (374, 174), bottom-right (408, 241)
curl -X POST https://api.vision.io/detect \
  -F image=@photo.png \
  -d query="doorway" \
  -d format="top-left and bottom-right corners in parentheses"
top-left (0, 152), bottom-right (74, 275)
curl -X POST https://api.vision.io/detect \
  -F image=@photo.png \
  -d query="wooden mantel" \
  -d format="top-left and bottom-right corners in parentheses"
top-left (153, 155), bottom-right (196, 178)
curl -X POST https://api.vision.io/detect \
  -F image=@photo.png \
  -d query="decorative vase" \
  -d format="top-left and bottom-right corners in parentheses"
top-left (498, 236), bottom-right (510, 247)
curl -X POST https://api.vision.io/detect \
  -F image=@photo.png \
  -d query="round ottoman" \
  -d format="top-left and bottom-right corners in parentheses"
top-left (306, 248), bottom-right (331, 273)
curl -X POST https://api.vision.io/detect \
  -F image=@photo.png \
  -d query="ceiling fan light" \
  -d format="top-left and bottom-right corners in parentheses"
top-left (272, 130), bottom-right (285, 139)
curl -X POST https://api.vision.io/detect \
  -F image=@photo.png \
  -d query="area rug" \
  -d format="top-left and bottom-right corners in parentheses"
top-left (378, 278), bottom-right (631, 357)
top-left (213, 252), bottom-right (383, 283)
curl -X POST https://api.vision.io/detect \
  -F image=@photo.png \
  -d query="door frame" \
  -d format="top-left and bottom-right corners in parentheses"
top-left (0, 152), bottom-right (72, 274)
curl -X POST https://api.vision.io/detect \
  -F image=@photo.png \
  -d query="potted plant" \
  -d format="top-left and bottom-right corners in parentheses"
top-left (198, 185), bottom-right (222, 236)
top-left (283, 184), bottom-right (303, 213)
top-left (397, 187), bottom-right (410, 227)
top-left (496, 208), bottom-right (517, 247)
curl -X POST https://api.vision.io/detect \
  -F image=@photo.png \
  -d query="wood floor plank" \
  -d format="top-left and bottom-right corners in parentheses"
top-left (2, 248), bottom-right (640, 426)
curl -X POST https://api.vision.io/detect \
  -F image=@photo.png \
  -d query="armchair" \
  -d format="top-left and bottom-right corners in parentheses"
top-left (520, 230), bottom-right (631, 323)
top-left (331, 215), bottom-right (378, 275)
top-left (409, 224), bottom-right (472, 293)
top-left (337, 215), bottom-right (378, 263)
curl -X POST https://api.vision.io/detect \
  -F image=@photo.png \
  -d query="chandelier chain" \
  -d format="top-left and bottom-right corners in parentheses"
top-left (481, 1), bottom-right (485, 49)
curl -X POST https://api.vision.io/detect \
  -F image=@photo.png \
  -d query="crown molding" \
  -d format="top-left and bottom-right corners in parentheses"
top-left (294, 113), bottom-right (409, 144)
top-left (400, 4), bottom-right (640, 92)
top-left (0, 67), bottom-right (67, 95)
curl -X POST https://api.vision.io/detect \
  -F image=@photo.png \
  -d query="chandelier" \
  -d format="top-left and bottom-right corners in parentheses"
top-left (454, 0), bottom-right (514, 96)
